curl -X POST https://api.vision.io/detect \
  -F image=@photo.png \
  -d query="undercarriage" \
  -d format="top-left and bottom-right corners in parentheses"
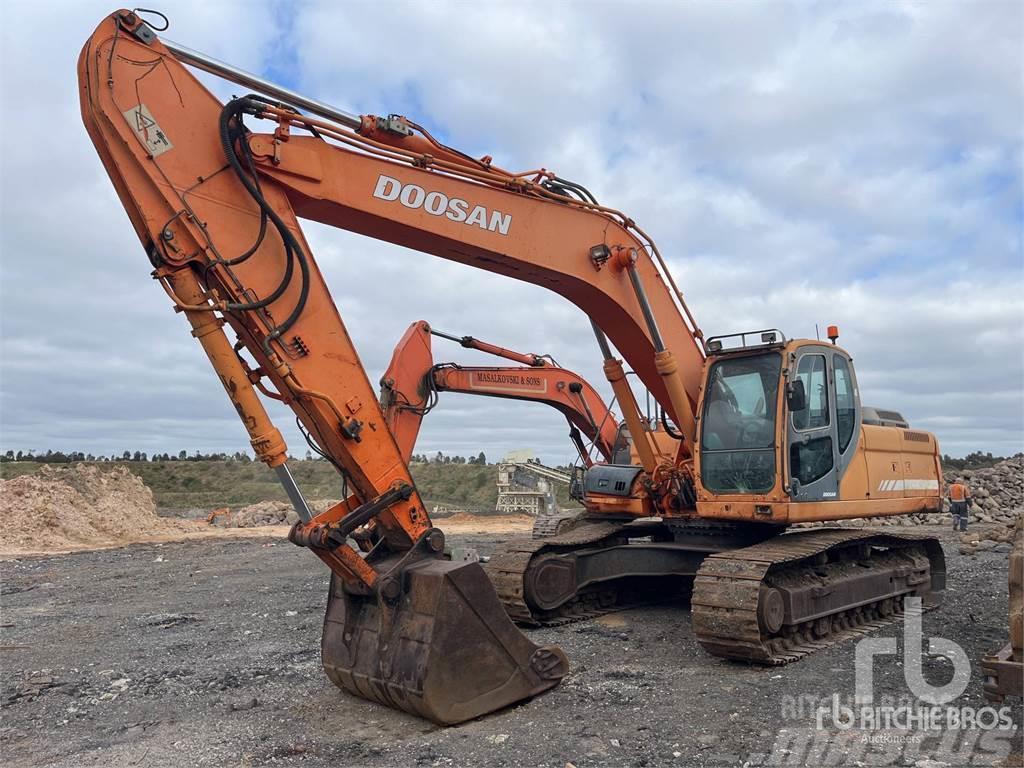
top-left (486, 519), bottom-right (946, 664)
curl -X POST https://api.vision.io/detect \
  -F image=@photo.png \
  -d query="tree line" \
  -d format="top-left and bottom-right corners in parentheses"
top-left (1, 449), bottom-right (488, 465)
top-left (0, 449), bottom-right (254, 463)
top-left (409, 452), bottom-right (488, 465)
top-left (940, 451), bottom-right (1014, 471)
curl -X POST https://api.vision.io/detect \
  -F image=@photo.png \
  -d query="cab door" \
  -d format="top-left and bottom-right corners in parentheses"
top-left (786, 347), bottom-right (840, 501)
top-left (785, 346), bottom-right (862, 502)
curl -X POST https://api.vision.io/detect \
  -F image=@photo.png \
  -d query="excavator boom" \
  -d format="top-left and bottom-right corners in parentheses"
top-left (380, 321), bottom-right (619, 465)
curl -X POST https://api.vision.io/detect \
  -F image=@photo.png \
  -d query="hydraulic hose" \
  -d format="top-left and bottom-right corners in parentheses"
top-left (216, 97), bottom-right (311, 345)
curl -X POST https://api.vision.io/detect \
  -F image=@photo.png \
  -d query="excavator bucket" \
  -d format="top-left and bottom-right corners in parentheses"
top-left (321, 557), bottom-right (568, 725)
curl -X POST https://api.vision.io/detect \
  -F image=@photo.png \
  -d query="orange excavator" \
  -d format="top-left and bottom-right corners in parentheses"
top-left (79, 10), bottom-right (947, 725)
top-left (379, 320), bottom-right (620, 466)
top-left (377, 320), bottom-right (622, 539)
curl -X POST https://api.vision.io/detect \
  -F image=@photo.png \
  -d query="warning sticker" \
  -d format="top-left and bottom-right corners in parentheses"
top-left (122, 104), bottom-right (173, 157)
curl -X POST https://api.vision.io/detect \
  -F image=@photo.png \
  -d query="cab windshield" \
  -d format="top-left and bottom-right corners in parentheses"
top-left (700, 352), bottom-right (781, 493)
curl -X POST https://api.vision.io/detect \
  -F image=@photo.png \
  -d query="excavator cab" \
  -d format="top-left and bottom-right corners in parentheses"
top-left (783, 341), bottom-right (861, 502)
top-left (697, 331), bottom-right (854, 501)
top-left (695, 330), bottom-right (940, 524)
top-left (699, 337), bottom-right (856, 501)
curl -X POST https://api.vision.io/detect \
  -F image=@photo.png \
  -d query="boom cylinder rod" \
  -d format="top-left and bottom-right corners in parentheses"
top-left (590, 319), bottom-right (614, 361)
top-left (591, 317), bottom-right (660, 466)
top-left (162, 38), bottom-right (363, 130)
top-left (603, 359), bottom-right (659, 471)
top-left (275, 464), bottom-right (314, 522)
top-left (623, 256), bottom-right (698, 444)
top-left (430, 327), bottom-right (543, 366)
top-left (625, 262), bottom-right (665, 352)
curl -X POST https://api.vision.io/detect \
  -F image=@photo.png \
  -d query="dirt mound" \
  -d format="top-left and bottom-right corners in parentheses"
top-left (210, 499), bottom-right (340, 528)
top-left (440, 512), bottom-right (534, 533)
top-left (0, 464), bottom-right (190, 553)
top-left (444, 511), bottom-right (531, 525)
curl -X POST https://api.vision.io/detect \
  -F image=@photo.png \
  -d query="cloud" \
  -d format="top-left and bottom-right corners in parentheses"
top-left (1, 0), bottom-right (1021, 470)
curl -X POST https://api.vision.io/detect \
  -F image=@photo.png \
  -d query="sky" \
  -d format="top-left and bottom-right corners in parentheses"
top-left (1, 0), bottom-right (1022, 469)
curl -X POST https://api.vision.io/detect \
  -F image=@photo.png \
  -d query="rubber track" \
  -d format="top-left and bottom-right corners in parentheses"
top-left (691, 528), bottom-right (945, 665)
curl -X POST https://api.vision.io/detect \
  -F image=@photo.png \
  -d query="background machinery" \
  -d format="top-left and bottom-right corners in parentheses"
top-left (379, 320), bottom-right (621, 536)
top-left (380, 320), bottom-right (620, 467)
top-left (80, 10), bottom-right (947, 725)
top-left (494, 459), bottom-right (569, 519)
top-left (379, 321), bottom-right (688, 536)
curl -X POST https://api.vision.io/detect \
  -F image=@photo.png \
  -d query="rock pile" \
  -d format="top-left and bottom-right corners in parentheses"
top-left (794, 455), bottom-right (1023, 553)
top-left (958, 517), bottom-right (1021, 556)
top-left (946, 456), bottom-right (1023, 556)
top-left (208, 499), bottom-right (340, 528)
top-left (0, 464), bottom-right (188, 553)
top-left (943, 455), bottom-right (1023, 524)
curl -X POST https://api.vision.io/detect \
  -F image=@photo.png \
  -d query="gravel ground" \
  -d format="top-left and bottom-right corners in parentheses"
top-left (1, 525), bottom-right (1020, 767)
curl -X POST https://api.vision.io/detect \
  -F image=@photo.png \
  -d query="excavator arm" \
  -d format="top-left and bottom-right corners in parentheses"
top-left (78, 9), bottom-right (707, 724)
top-left (380, 321), bottom-right (620, 465)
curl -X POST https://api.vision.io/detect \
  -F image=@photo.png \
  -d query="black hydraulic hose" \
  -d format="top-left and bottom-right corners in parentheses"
top-left (660, 409), bottom-right (685, 441)
top-left (550, 175), bottom-right (599, 205)
top-left (541, 175), bottom-right (599, 207)
top-left (223, 120), bottom-right (270, 260)
top-left (217, 100), bottom-right (297, 311)
top-left (296, 415), bottom-right (348, 479)
top-left (201, 122), bottom-right (269, 278)
top-left (218, 98), bottom-right (311, 343)
top-left (542, 180), bottom-right (586, 202)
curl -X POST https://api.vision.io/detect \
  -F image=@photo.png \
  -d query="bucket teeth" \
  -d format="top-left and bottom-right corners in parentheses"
top-left (321, 557), bottom-right (568, 725)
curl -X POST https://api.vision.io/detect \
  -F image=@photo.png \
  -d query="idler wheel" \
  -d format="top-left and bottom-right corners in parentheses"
top-left (524, 554), bottom-right (577, 612)
top-left (758, 587), bottom-right (785, 634)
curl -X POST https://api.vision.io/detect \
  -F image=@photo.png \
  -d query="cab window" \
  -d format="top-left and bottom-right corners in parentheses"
top-left (790, 436), bottom-right (834, 484)
top-left (792, 354), bottom-right (829, 431)
top-left (834, 356), bottom-right (856, 452)
top-left (700, 352), bottom-right (780, 494)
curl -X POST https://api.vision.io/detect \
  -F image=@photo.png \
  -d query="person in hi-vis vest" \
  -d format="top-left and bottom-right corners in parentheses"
top-left (947, 479), bottom-right (972, 532)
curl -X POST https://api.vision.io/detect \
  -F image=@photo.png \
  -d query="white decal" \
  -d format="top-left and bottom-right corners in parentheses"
top-left (122, 104), bottom-right (173, 157)
top-left (446, 198), bottom-right (469, 222)
top-left (877, 479), bottom-right (939, 492)
top-left (489, 210), bottom-right (512, 235)
top-left (373, 174), bottom-right (512, 235)
top-left (374, 176), bottom-right (401, 200)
